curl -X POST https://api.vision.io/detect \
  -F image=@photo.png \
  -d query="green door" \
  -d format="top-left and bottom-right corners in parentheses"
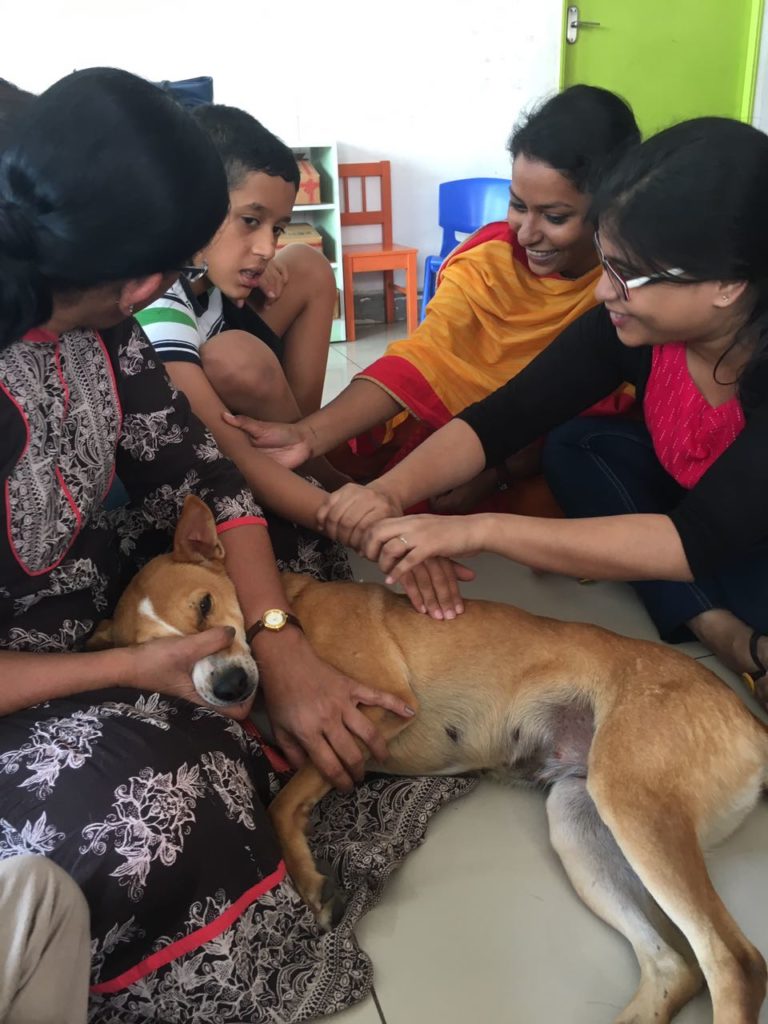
top-left (561, 0), bottom-right (765, 135)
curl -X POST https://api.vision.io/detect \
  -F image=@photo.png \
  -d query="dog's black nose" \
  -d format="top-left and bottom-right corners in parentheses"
top-left (213, 665), bottom-right (250, 704)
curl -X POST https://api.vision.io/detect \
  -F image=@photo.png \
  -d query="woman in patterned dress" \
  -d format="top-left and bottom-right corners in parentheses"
top-left (0, 69), bottom-right (471, 1023)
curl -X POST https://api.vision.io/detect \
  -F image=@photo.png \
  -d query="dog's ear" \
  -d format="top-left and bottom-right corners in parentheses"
top-left (173, 495), bottom-right (225, 564)
top-left (87, 619), bottom-right (115, 650)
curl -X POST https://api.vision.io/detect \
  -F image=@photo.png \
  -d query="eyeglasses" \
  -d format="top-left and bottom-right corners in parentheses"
top-left (178, 261), bottom-right (208, 284)
top-left (594, 233), bottom-right (686, 301)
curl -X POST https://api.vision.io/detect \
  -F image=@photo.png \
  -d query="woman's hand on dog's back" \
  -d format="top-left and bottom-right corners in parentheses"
top-left (318, 485), bottom-right (473, 620)
top-left (255, 634), bottom-right (416, 791)
top-left (125, 627), bottom-right (255, 720)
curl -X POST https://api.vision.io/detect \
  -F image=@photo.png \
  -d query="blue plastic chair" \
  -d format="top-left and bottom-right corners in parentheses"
top-left (420, 177), bottom-right (511, 320)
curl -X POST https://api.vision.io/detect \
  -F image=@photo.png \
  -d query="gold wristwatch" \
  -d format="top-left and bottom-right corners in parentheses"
top-left (246, 609), bottom-right (303, 644)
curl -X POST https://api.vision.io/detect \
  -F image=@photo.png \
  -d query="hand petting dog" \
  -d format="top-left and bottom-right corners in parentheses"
top-left (124, 627), bottom-right (254, 719)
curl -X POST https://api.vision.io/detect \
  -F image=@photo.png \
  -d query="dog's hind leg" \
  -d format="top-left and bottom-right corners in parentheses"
top-left (546, 777), bottom-right (703, 1024)
top-left (588, 772), bottom-right (766, 1024)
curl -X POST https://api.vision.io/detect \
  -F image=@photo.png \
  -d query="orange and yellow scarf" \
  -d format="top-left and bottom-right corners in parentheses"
top-left (356, 221), bottom-right (602, 430)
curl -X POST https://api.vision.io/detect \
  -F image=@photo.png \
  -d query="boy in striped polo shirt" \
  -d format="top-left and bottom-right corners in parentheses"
top-left (136, 105), bottom-right (347, 528)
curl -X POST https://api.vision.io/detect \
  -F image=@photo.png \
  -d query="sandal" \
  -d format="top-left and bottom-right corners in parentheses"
top-left (741, 631), bottom-right (767, 706)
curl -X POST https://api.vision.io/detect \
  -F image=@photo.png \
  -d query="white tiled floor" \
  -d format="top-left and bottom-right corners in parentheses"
top-left (323, 325), bottom-right (768, 1024)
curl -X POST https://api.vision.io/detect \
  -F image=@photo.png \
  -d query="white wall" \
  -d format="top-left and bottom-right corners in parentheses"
top-left (1, 0), bottom-right (563, 279)
top-left (752, 6), bottom-right (768, 134)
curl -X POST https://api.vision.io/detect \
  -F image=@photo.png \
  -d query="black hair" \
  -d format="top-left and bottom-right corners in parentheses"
top-left (508, 85), bottom-right (640, 194)
top-left (193, 104), bottom-right (300, 191)
top-left (593, 116), bottom-right (768, 401)
top-left (0, 79), bottom-right (35, 150)
top-left (0, 67), bottom-right (229, 348)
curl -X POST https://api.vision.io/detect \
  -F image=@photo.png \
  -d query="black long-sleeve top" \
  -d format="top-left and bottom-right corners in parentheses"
top-left (457, 305), bottom-right (768, 578)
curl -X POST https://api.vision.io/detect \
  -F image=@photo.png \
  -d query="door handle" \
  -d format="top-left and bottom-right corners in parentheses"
top-left (566, 5), bottom-right (602, 44)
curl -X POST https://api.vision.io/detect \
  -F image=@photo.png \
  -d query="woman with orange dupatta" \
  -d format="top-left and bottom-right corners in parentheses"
top-left (225, 86), bottom-right (640, 514)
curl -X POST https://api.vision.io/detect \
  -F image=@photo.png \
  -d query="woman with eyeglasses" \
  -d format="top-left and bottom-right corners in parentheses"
top-left (315, 117), bottom-right (768, 709)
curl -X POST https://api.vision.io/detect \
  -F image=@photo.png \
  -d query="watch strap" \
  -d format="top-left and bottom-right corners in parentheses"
top-left (246, 611), bottom-right (303, 645)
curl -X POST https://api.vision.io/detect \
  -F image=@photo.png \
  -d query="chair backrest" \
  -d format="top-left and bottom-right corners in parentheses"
top-left (437, 177), bottom-right (510, 258)
top-left (339, 160), bottom-right (393, 248)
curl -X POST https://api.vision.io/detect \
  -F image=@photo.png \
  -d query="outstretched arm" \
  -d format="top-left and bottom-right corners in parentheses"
top-left (0, 629), bottom-right (244, 718)
top-left (224, 378), bottom-right (402, 466)
top-left (166, 360), bottom-right (327, 529)
top-left (317, 419), bottom-right (487, 547)
top-left (318, 306), bottom-right (632, 546)
top-left (362, 511), bottom-right (692, 584)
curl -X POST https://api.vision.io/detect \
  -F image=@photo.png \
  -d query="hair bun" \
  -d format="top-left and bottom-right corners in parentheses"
top-left (0, 199), bottom-right (37, 262)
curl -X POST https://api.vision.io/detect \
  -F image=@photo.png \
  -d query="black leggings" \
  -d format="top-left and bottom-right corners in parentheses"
top-left (542, 417), bottom-right (768, 643)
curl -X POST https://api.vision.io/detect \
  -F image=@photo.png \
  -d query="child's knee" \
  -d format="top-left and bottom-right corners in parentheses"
top-left (203, 330), bottom-right (286, 404)
top-left (281, 244), bottom-right (336, 298)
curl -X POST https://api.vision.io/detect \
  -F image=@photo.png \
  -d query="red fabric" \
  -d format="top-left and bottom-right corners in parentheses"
top-left (345, 219), bottom-right (633, 500)
top-left (436, 220), bottom-right (524, 285)
top-left (585, 389), bottom-right (636, 418)
top-left (643, 343), bottom-right (745, 490)
top-left (216, 515), bottom-right (268, 533)
top-left (241, 719), bottom-right (293, 773)
top-left (90, 863), bottom-right (288, 994)
top-left (21, 329), bottom-right (59, 343)
top-left (357, 356), bottom-right (453, 432)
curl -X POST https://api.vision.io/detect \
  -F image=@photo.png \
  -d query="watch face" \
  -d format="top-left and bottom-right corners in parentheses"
top-left (263, 609), bottom-right (288, 630)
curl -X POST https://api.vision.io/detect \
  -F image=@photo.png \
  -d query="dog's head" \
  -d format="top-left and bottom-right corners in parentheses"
top-left (90, 495), bottom-right (259, 707)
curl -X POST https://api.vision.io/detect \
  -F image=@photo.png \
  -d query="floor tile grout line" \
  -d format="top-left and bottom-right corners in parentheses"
top-left (328, 345), bottom-right (364, 371)
top-left (330, 347), bottom-right (365, 371)
top-left (370, 986), bottom-right (389, 1024)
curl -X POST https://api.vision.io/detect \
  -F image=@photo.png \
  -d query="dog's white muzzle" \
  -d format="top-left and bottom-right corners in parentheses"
top-left (191, 653), bottom-right (259, 706)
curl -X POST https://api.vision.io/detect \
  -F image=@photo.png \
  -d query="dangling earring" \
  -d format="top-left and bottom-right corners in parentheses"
top-left (128, 303), bottom-right (135, 314)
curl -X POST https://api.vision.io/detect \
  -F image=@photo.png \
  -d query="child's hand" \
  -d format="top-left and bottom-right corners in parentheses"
top-left (257, 260), bottom-right (289, 307)
top-left (317, 483), bottom-right (402, 547)
top-left (222, 412), bottom-right (312, 468)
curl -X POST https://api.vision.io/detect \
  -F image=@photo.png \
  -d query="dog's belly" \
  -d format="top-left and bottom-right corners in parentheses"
top-left (376, 690), bottom-right (597, 787)
top-left (497, 699), bottom-right (596, 788)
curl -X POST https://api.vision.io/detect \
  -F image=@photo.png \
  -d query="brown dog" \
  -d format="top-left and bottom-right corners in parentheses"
top-left (100, 496), bottom-right (768, 1024)
top-left (90, 495), bottom-right (259, 708)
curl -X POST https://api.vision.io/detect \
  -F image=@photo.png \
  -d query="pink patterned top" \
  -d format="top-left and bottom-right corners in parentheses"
top-left (643, 342), bottom-right (746, 490)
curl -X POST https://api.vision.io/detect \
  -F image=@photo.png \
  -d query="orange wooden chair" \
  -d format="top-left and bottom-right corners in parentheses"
top-left (339, 160), bottom-right (418, 342)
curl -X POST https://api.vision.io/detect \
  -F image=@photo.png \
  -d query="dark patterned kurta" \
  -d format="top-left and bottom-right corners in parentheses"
top-left (0, 321), bottom-right (474, 1022)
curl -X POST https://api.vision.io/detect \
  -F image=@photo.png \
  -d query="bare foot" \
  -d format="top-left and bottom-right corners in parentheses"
top-left (687, 608), bottom-right (767, 707)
